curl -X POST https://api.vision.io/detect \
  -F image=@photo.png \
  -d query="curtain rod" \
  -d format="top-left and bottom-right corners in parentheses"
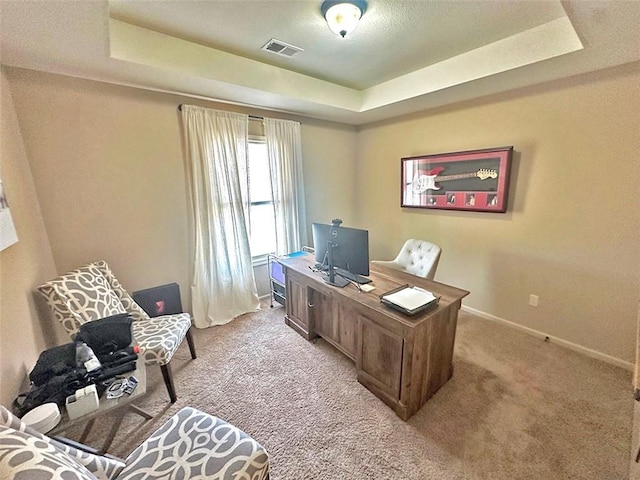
top-left (178, 104), bottom-right (263, 120)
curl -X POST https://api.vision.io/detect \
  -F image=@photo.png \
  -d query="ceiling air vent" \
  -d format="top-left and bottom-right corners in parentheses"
top-left (261, 39), bottom-right (303, 58)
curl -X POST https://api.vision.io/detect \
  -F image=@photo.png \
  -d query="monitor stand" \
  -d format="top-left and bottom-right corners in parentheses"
top-left (323, 268), bottom-right (350, 288)
top-left (322, 240), bottom-right (350, 288)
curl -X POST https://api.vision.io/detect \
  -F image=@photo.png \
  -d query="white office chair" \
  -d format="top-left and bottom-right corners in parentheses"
top-left (372, 239), bottom-right (442, 280)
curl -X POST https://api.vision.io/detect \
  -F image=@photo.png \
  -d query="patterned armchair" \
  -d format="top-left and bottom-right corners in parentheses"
top-left (0, 405), bottom-right (270, 480)
top-left (37, 260), bottom-right (196, 403)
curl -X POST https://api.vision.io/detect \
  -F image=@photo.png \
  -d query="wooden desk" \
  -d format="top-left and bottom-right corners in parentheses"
top-left (280, 253), bottom-right (469, 420)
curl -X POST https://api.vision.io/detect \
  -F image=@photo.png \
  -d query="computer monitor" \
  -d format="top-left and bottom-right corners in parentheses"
top-left (312, 220), bottom-right (369, 277)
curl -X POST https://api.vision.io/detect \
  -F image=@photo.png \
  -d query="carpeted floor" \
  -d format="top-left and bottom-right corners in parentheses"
top-left (75, 299), bottom-right (633, 479)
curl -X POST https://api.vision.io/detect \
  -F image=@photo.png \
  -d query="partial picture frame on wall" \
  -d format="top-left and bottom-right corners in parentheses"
top-left (0, 179), bottom-right (19, 251)
top-left (401, 146), bottom-right (513, 213)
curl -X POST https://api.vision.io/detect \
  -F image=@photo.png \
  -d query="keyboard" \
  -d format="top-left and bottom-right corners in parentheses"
top-left (334, 267), bottom-right (372, 285)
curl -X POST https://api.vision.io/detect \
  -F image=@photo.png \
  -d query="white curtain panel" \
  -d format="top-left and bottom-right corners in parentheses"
top-left (181, 105), bottom-right (260, 328)
top-left (264, 118), bottom-right (307, 255)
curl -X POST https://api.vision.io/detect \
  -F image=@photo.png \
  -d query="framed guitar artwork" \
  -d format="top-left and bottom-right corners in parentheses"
top-left (401, 146), bottom-right (513, 213)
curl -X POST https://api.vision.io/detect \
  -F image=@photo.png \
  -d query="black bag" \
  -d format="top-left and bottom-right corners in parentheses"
top-left (29, 342), bottom-right (77, 386)
top-left (14, 317), bottom-right (137, 417)
top-left (13, 368), bottom-right (90, 417)
top-left (16, 342), bottom-right (100, 416)
top-left (75, 313), bottom-right (133, 358)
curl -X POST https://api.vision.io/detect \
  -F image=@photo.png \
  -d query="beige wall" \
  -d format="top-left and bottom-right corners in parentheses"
top-left (356, 63), bottom-right (640, 363)
top-left (301, 120), bottom-right (358, 231)
top-left (0, 68), bottom-right (61, 407)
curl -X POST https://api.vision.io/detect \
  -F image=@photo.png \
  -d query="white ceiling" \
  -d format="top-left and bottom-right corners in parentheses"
top-left (1, 1), bottom-right (639, 125)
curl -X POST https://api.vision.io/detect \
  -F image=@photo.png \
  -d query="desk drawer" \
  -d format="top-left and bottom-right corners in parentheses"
top-left (356, 314), bottom-right (403, 402)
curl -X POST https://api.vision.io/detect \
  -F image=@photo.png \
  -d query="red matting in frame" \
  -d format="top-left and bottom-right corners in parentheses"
top-left (401, 146), bottom-right (513, 213)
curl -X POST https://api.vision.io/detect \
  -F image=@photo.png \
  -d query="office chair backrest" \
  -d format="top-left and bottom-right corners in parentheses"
top-left (393, 239), bottom-right (442, 280)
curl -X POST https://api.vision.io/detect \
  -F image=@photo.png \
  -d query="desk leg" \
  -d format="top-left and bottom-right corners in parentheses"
top-left (79, 418), bottom-right (95, 443)
top-left (75, 404), bottom-right (151, 454)
top-left (97, 405), bottom-right (153, 453)
top-left (129, 404), bottom-right (153, 419)
top-left (98, 410), bottom-right (126, 455)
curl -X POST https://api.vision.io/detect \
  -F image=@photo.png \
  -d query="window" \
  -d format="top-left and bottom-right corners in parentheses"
top-left (248, 139), bottom-right (276, 259)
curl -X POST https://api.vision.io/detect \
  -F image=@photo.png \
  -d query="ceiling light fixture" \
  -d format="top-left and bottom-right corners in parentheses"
top-left (321, 0), bottom-right (367, 39)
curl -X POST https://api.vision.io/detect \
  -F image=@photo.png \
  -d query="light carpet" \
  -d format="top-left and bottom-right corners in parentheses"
top-left (76, 299), bottom-right (633, 479)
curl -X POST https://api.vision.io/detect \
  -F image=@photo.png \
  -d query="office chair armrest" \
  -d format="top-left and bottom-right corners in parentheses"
top-left (371, 260), bottom-right (401, 269)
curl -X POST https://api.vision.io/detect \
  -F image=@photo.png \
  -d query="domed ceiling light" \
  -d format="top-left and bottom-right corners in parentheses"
top-left (321, 1), bottom-right (367, 38)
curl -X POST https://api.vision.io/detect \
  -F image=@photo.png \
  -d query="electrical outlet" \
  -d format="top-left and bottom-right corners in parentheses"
top-left (529, 294), bottom-right (539, 307)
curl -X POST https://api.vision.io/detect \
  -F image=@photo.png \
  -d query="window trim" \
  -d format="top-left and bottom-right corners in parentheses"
top-left (248, 136), bottom-right (276, 264)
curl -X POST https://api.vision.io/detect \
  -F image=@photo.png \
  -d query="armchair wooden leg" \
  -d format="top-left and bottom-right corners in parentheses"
top-left (160, 363), bottom-right (177, 403)
top-left (186, 328), bottom-right (197, 359)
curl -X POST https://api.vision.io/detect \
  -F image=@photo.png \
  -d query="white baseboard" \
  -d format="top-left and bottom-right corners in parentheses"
top-left (461, 305), bottom-right (634, 371)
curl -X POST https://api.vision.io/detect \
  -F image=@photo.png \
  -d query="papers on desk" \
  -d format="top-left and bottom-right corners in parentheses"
top-left (380, 285), bottom-right (439, 315)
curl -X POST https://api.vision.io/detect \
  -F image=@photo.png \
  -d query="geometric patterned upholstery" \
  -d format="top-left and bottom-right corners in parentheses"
top-left (0, 406), bottom-right (269, 480)
top-left (0, 406), bottom-right (125, 480)
top-left (49, 438), bottom-right (124, 480)
top-left (132, 314), bottom-right (191, 365)
top-left (92, 261), bottom-right (150, 323)
top-left (0, 426), bottom-right (98, 480)
top-left (371, 239), bottom-right (442, 280)
top-left (37, 263), bottom-right (128, 335)
top-left (37, 260), bottom-right (193, 367)
top-left (118, 407), bottom-right (270, 480)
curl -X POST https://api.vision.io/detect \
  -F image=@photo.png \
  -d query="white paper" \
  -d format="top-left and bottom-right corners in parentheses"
top-left (382, 286), bottom-right (437, 311)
